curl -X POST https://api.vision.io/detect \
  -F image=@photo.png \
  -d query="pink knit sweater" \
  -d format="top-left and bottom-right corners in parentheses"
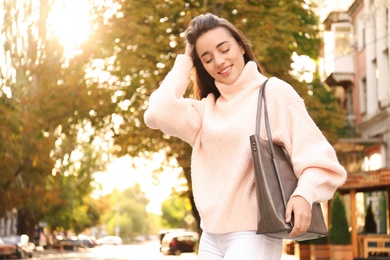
top-left (144, 54), bottom-right (347, 234)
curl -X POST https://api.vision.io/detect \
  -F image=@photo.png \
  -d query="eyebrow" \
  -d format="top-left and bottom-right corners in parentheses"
top-left (200, 41), bottom-right (229, 58)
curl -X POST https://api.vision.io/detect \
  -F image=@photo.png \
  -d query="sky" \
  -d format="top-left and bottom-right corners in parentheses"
top-left (92, 152), bottom-right (186, 215)
top-left (315, 0), bottom-right (356, 21)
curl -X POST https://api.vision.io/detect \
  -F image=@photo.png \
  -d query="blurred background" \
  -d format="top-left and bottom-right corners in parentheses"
top-left (1, 0), bottom-right (389, 259)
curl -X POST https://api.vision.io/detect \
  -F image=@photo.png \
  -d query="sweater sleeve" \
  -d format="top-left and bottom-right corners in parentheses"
top-left (268, 78), bottom-right (347, 206)
top-left (144, 54), bottom-right (205, 145)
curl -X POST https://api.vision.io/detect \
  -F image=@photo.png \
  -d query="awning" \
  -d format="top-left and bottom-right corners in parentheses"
top-left (334, 138), bottom-right (384, 153)
top-left (325, 72), bottom-right (355, 87)
top-left (339, 168), bottom-right (390, 193)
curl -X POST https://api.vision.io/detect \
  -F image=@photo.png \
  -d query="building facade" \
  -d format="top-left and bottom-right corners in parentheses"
top-left (322, 0), bottom-right (390, 257)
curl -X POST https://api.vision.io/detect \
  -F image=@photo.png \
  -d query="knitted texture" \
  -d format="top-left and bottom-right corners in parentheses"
top-left (144, 54), bottom-right (347, 234)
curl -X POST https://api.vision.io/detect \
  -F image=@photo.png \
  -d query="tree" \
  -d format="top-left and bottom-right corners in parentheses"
top-left (329, 192), bottom-right (350, 245)
top-left (99, 185), bottom-right (151, 241)
top-left (304, 75), bottom-right (347, 144)
top-left (0, 0), bottom-right (67, 237)
top-left (0, 0), bottom-right (116, 237)
top-left (161, 194), bottom-right (192, 229)
top-left (106, 0), bottom-right (325, 155)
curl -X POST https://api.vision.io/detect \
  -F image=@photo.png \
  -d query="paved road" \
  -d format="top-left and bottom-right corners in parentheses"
top-left (31, 240), bottom-right (299, 260)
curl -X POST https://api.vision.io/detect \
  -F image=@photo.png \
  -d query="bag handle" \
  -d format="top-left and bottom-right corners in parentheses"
top-left (254, 80), bottom-right (266, 135)
top-left (255, 78), bottom-right (289, 204)
top-left (255, 78), bottom-right (275, 151)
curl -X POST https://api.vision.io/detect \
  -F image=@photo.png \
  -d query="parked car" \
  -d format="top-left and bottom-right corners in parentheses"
top-left (1, 235), bottom-right (35, 258)
top-left (77, 235), bottom-right (97, 248)
top-left (95, 236), bottom-right (122, 246)
top-left (0, 238), bottom-right (17, 259)
top-left (57, 237), bottom-right (87, 250)
top-left (160, 231), bottom-right (199, 256)
top-left (159, 229), bottom-right (186, 252)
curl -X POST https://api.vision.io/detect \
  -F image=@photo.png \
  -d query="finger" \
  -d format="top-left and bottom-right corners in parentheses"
top-left (289, 218), bottom-right (303, 237)
top-left (289, 218), bottom-right (311, 238)
top-left (185, 43), bottom-right (193, 56)
top-left (289, 226), bottom-right (301, 237)
top-left (290, 225), bottom-right (306, 237)
top-left (285, 201), bottom-right (293, 223)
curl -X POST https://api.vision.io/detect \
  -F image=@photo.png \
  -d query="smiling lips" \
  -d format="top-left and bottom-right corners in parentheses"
top-left (219, 65), bottom-right (232, 75)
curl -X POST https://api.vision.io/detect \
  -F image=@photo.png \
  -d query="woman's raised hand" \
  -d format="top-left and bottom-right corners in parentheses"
top-left (185, 42), bottom-right (193, 57)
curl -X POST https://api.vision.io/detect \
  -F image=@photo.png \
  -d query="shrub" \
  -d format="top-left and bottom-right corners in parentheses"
top-left (328, 192), bottom-right (351, 245)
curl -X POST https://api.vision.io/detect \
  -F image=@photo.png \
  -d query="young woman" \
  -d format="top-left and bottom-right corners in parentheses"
top-left (144, 13), bottom-right (346, 259)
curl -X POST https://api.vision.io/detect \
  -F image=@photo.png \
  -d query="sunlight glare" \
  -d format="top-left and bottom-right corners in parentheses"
top-left (290, 52), bottom-right (316, 83)
top-left (92, 153), bottom-right (187, 215)
top-left (47, 0), bottom-right (91, 55)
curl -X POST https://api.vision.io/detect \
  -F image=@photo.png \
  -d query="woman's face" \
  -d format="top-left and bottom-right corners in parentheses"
top-left (195, 27), bottom-right (245, 85)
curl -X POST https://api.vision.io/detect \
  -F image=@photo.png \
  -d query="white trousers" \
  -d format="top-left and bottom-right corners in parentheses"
top-left (198, 231), bottom-right (283, 260)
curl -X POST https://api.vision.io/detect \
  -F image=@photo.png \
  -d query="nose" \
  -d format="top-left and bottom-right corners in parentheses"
top-left (214, 53), bottom-right (225, 67)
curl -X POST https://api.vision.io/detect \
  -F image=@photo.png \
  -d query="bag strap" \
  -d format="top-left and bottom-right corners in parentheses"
top-left (254, 80), bottom-right (266, 135)
top-left (255, 78), bottom-right (276, 156)
top-left (255, 78), bottom-right (290, 205)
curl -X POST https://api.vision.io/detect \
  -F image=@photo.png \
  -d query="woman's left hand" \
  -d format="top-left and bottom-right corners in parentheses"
top-left (285, 196), bottom-right (312, 238)
top-left (185, 43), bottom-right (193, 57)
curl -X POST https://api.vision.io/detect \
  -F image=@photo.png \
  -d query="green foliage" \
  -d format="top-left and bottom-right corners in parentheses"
top-left (99, 185), bottom-right (153, 241)
top-left (305, 75), bottom-right (347, 144)
top-left (92, 0), bottom-right (324, 159)
top-left (0, 0), bottom-right (115, 237)
top-left (161, 194), bottom-right (191, 229)
top-left (328, 192), bottom-right (351, 245)
top-left (42, 141), bottom-right (107, 234)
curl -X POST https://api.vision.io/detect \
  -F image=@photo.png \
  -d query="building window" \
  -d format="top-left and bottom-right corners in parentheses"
top-left (360, 77), bottom-right (367, 114)
top-left (362, 144), bottom-right (383, 171)
top-left (334, 25), bottom-right (352, 56)
top-left (345, 87), bottom-right (354, 124)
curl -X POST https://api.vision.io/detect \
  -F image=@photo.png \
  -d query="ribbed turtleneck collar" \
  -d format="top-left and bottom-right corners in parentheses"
top-left (215, 61), bottom-right (264, 101)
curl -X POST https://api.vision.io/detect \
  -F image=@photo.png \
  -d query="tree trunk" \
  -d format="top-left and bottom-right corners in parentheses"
top-left (17, 209), bottom-right (37, 243)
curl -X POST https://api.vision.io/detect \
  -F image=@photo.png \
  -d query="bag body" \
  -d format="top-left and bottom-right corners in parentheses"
top-left (249, 79), bottom-right (327, 241)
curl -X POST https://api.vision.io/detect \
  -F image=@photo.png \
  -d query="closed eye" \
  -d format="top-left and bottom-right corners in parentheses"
top-left (204, 49), bottom-right (229, 64)
top-left (204, 57), bottom-right (213, 64)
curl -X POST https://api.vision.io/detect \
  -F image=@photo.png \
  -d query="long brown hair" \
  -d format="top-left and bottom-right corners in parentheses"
top-left (185, 13), bottom-right (262, 100)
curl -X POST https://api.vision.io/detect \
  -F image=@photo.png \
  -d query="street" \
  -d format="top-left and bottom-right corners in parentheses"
top-left (32, 240), bottom-right (197, 260)
top-left (30, 240), bottom-right (298, 260)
